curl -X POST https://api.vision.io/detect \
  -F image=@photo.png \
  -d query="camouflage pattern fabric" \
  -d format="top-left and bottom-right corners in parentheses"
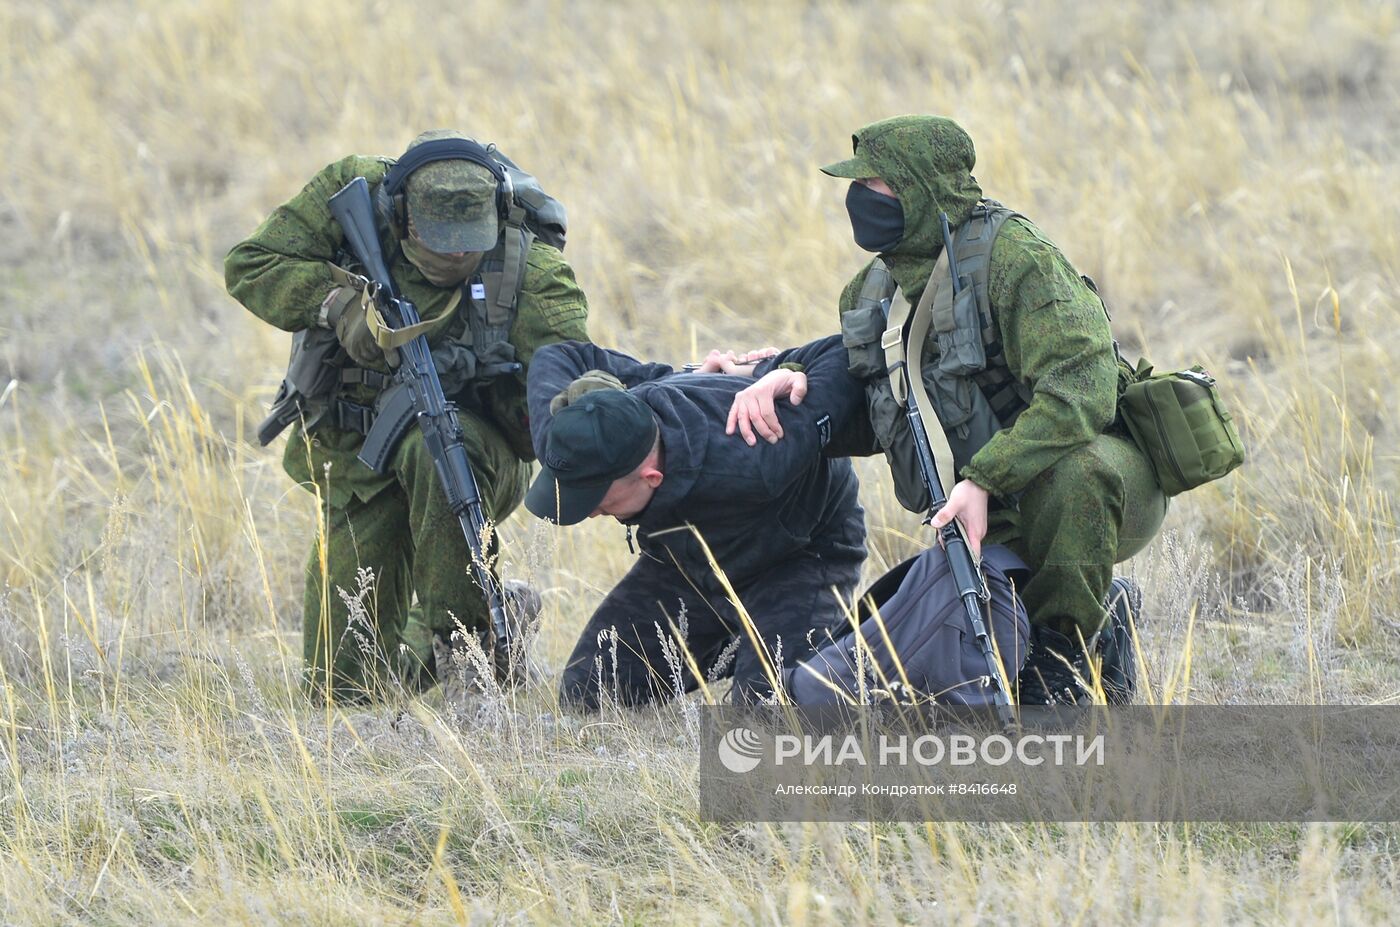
top-left (401, 132), bottom-right (500, 253)
top-left (295, 406), bottom-right (528, 700)
top-left (226, 151), bottom-right (588, 698)
top-left (558, 508), bottom-right (866, 708)
top-left (827, 114), bottom-right (984, 303)
top-left (832, 115), bottom-right (1166, 636)
top-left (227, 154), bottom-right (590, 498)
top-left (985, 431), bottom-right (1166, 639)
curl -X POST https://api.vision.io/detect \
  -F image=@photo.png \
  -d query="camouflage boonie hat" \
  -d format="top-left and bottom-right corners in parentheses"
top-left (403, 130), bottom-right (501, 253)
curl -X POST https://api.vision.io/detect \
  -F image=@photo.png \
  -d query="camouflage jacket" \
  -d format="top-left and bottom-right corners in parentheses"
top-left (225, 155), bottom-right (590, 507)
top-left (834, 116), bottom-right (1118, 501)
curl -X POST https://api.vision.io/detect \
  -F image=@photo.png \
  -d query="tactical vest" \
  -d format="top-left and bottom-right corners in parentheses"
top-left (841, 200), bottom-right (1034, 513)
top-left (256, 217), bottom-right (533, 448)
top-left (257, 152), bottom-right (566, 453)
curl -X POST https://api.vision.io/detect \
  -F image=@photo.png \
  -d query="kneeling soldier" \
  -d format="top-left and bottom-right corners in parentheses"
top-left (735, 115), bottom-right (1168, 704)
top-left (226, 130), bottom-right (589, 701)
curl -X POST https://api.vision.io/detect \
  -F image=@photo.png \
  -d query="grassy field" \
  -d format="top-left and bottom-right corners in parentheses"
top-left (2, 0), bottom-right (1399, 922)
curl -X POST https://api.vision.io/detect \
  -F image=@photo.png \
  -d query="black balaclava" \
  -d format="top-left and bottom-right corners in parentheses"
top-left (845, 182), bottom-right (905, 253)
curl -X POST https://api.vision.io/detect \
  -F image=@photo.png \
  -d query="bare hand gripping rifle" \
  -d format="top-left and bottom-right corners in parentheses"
top-left (880, 212), bottom-right (1017, 729)
top-left (328, 177), bottom-right (514, 661)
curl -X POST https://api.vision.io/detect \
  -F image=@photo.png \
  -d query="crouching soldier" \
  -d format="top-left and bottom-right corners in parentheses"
top-left (225, 130), bottom-right (590, 701)
top-left (735, 115), bottom-right (1168, 704)
top-left (523, 337), bottom-right (867, 707)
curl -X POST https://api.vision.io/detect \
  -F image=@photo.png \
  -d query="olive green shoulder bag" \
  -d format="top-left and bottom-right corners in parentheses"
top-left (1117, 360), bottom-right (1245, 496)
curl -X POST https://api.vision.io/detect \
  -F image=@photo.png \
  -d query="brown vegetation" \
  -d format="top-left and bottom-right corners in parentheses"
top-left (1, 0), bottom-right (1397, 922)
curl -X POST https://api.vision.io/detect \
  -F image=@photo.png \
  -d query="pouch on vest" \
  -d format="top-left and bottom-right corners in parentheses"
top-left (924, 365), bottom-right (1003, 476)
top-left (841, 304), bottom-right (888, 379)
top-left (919, 208), bottom-right (1022, 472)
top-left (931, 272), bottom-right (986, 375)
top-left (256, 327), bottom-right (343, 446)
top-left (870, 364), bottom-right (1000, 512)
top-left (865, 381), bottom-right (931, 513)
top-left (1117, 363), bottom-right (1245, 496)
top-left (841, 259), bottom-right (899, 378)
top-left (786, 544), bottom-right (1030, 706)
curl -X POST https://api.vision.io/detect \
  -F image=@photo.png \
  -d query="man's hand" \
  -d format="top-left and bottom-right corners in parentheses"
top-left (321, 264), bottom-right (396, 369)
top-left (930, 479), bottom-right (990, 556)
top-left (694, 346), bottom-right (779, 376)
top-left (726, 369), bottom-right (808, 446)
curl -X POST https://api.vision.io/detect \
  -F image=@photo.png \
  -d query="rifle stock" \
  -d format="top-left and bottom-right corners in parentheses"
top-left (327, 177), bottom-right (514, 657)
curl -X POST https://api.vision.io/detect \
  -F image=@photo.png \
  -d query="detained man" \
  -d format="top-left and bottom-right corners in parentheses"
top-left (523, 337), bottom-right (869, 707)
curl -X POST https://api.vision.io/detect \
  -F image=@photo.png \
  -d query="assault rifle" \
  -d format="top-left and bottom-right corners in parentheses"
top-left (882, 212), bottom-right (1017, 730)
top-left (328, 177), bottom-right (514, 665)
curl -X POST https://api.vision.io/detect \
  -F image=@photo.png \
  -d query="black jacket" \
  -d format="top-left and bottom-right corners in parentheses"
top-left (527, 336), bottom-right (867, 595)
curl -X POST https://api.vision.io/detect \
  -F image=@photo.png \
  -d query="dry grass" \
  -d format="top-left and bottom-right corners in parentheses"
top-left (1, 0), bottom-right (1399, 923)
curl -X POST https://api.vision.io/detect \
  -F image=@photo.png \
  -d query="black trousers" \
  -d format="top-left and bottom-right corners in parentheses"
top-left (560, 512), bottom-right (866, 708)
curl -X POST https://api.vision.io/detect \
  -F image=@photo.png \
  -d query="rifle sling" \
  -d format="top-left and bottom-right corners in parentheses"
top-left (880, 252), bottom-right (957, 500)
top-left (367, 287), bottom-right (463, 351)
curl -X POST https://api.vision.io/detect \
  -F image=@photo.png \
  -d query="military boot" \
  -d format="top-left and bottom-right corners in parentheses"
top-left (1017, 577), bottom-right (1143, 705)
top-left (492, 580), bottom-right (544, 688)
top-left (1097, 576), bottom-right (1142, 705)
top-left (1016, 625), bottom-right (1094, 705)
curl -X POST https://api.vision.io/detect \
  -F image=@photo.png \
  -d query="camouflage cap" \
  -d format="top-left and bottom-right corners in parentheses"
top-left (819, 115), bottom-right (976, 184)
top-left (403, 130), bottom-right (501, 253)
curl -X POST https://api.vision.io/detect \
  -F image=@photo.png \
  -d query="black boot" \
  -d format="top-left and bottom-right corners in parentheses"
top-left (1097, 576), bottom-right (1142, 705)
top-left (1016, 625), bottom-right (1093, 705)
top-left (1017, 577), bottom-right (1143, 706)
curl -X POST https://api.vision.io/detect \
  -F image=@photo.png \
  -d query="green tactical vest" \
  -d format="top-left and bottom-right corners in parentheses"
top-left (841, 200), bottom-right (1034, 513)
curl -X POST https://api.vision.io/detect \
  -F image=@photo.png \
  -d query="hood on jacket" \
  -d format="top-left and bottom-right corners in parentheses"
top-left (822, 115), bottom-right (985, 301)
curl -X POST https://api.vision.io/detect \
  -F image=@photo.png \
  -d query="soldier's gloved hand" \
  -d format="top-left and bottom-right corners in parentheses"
top-left (320, 269), bottom-right (398, 369)
top-left (549, 370), bottom-right (625, 414)
top-left (327, 289), bottom-right (396, 369)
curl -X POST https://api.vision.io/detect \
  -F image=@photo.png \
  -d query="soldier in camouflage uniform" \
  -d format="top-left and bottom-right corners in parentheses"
top-left (225, 130), bottom-right (589, 701)
top-left (734, 115), bottom-right (1167, 703)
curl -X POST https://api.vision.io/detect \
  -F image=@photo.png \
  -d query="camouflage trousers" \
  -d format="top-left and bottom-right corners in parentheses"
top-left (297, 417), bottom-right (529, 701)
top-left (559, 509), bottom-right (866, 708)
top-left (986, 428), bottom-right (1167, 639)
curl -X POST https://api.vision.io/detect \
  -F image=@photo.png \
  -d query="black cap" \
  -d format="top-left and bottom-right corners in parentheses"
top-left (525, 390), bottom-right (659, 526)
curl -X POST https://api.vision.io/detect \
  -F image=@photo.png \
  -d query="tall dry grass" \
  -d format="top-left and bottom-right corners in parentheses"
top-left (1, 0), bottom-right (1398, 923)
